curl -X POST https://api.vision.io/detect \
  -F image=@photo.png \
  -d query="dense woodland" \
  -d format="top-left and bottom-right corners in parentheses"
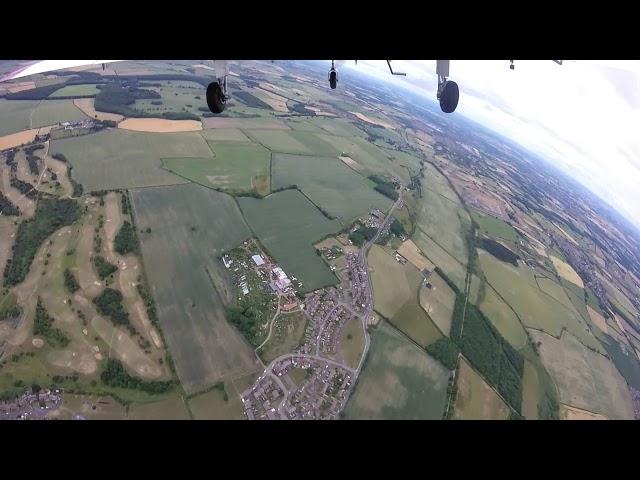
top-left (93, 287), bottom-right (129, 326)
top-left (0, 192), bottom-right (19, 216)
top-left (478, 238), bottom-right (520, 266)
top-left (3, 197), bottom-right (80, 286)
top-left (63, 268), bottom-right (80, 294)
top-left (33, 298), bottom-right (70, 348)
top-left (348, 225), bottom-right (378, 246)
top-left (226, 306), bottom-right (261, 347)
top-left (92, 255), bottom-right (117, 280)
top-left (114, 221), bottom-right (139, 255)
top-left (100, 358), bottom-right (173, 394)
top-left (368, 175), bottom-right (399, 201)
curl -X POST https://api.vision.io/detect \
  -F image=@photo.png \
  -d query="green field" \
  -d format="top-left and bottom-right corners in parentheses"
top-left (471, 210), bottom-right (519, 242)
top-left (345, 321), bottom-right (450, 419)
top-left (416, 164), bottom-right (470, 267)
top-left (536, 275), bottom-right (578, 312)
top-left (368, 245), bottom-right (442, 347)
top-left (257, 311), bottom-right (307, 363)
top-left (127, 393), bottom-right (191, 419)
top-left (272, 153), bottom-right (392, 224)
top-left (452, 358), bottom-right (511, 420)
top-left (31, 100), bottom-right (88, 128)
top-left (199, 128), bottom-right (252, 142)
top-left (50, 129), bottom-right (208, 191)
top-left (531, 330), bottom-right (634, 419)
top-left (418, 271), bottom-right (456, 337)
top-left (0, 99), bottom-right (39, 135)
top-left (478, 250), bottom-right (603, 353)
top-left (188, 385), bottom-right (244, 420)
top-left (337, 317), bottom-right (365, 369)
top-left (49, 84), bottom-right (102, 98)
top-left (134, 80), bottom-right (206, 117)
top-left (412, 230), bottom-right (466, 292)
top-left (238, 189), bottom-right (340, 292)
top-left (163, 143), bottom-right (271, 195)
top-left (477, 284), bottom-right (528, 350)
top-left (245, 129), bottom-right (313, 154)
top-left (130, 183), bottom-right (260, 394)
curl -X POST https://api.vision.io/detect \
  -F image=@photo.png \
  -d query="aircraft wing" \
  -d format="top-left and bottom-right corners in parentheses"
top-left (0, 60), bottom-right (122, 83)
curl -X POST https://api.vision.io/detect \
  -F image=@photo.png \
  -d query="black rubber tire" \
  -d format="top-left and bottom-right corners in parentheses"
top-left (329, 71), bottom-right (337, 89)
top-left (439, 80), bottom-right (459, 113)
top-left (206, 82), bottom-right (226, 113)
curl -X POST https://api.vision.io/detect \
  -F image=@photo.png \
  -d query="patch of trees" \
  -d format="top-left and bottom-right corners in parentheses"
top-left (94, 84), bottom-right (159, 117)
top-left (93, 288), bottom-right (129, 326)
top-left (234, 91), bottom-right (273, 110)
top-left (100, 358), bottom-right (173, 394)
top-left (151, 100), bottom-right (163, 105)
top-left (348, 226), bottom-right (378, 246)
top-left (33, 298), bottom-right (70, 348)
top-left (70, 176), bottom-right (83, 197)
top-left (161, 111), bottom-right (200, 121)
top-left (0, 301), bottom-right (21, 321)
top-left (63, 269), bottom-right (80, 294)
top-left (51, 153), bottom-right (67, 163)
top-left (449, 293), bottom-right (524, 413)
top-left (114, 221), bottom-right (138, 255)
top-left (426, 337), bottom-right (460, 370)
top-left (290, 102), bottom-right (315, 115)
top-left (226, 306), bottom-right (261, 346)
top-left (92, 255), bottom-right (117, 280)
top-left (390, 218), bottom-right (406, 237)
top-left (3, 197), bottom-right (80, 286)
top-left (120, 192), bottom-right (130, 215)
top-left (102, 74), bottom-right (212, 88)
top-left (368, 175), bottom-right (399, 201)
top-left (478, 238), bottom-right (519, 267)
top-left (5, 149), bottom-right (17, 166)
top-left (24, 144), bottom-right (44, 155)
top-left (10, 178), bottom-right (37, 199)
top-left (0, 192), bottom-right (19, 216)
top-left (5, 83), bottom-right (68, 100)
top-left (435, 267), bottom-right (460, 295)
top-left (137, 283), bottom-right (158, 325)
top-left (26, 154), bottom-right (40, 175)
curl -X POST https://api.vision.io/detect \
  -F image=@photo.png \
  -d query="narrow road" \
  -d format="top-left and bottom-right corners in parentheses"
top-left (354, 193), bottom-right (403, 375)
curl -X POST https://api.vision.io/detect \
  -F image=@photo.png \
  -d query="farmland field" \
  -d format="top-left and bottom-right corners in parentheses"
top-left (368, 245), bottom-right (442, 347)
top-left (412, 231), bottom-right (466, 292)
top-left (471, 209), bottom-right (519, 242)
top-left (199, 128), bottom-right (252, 142)
top-left (188, 385), bottom-right (244, 420)
top-left (244, 129), bottom-right (313, 154)
top-left (418, 271), bottom-right (455, 336)
top-left (163, 143), bottom-right (271, 195)
top-left (118, 118), bottom-right (202, 132)
top-left (31, 100), bottom-right (88, 128)
top-left (130, 183), bottom-right (260, 394)
top-left (272, 153), bottom-right (392, 224)
top-left (202, 117), bottom-right (289, 130)
top-left (550, 255), bottom-right (584, 288)
top-left (531, 330), bottom-right (634, 419)
top-left (127, 394), bottom-right (191, 420)
top-left (452, 358), bottom-right (511, 420)
top-left (336, 317), bottom-right (365, 369)
top-left (49, 84), bottom-right (102, 98)
top-left (397, 239), bottom-right (435, 272)
top-left (238, 189), bottom-right (340, 292)
top-left (0, 99), bottom-right (40, 135)
top-left (416, 165), bottom-right (471, 267)
top-left (479, 250), bottom-right (603, 353)
top-left (49, 129), bottom-right (208, 191)
top-left (477, 284), bottom-right (528, 349)
top-left (345, 321), bottom-right (450, 419)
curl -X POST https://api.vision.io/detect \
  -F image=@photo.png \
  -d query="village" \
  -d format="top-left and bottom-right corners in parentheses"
top-left (0, 387), bottom-right (63, 420)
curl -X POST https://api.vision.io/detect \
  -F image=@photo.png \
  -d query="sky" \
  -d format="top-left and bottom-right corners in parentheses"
top-left (343, 60), bottom-right (640, 229)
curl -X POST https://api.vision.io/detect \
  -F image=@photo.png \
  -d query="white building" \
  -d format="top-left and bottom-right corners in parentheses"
top-left (252, 254), bottom-right (265, 266)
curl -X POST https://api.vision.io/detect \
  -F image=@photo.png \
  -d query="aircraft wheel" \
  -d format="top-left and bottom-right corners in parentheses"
top-left (329, 71), bottom-right (337, 89)
top-left (206, 82), bottom-right (227, 113)
top-left (439, 80), bottom-right (459, 113)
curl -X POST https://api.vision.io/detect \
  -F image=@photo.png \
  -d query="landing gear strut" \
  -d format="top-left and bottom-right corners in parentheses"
top-left (328, 60), bottom-right (338, 89)
top-left (436, 60), bottom-right (459, 113)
